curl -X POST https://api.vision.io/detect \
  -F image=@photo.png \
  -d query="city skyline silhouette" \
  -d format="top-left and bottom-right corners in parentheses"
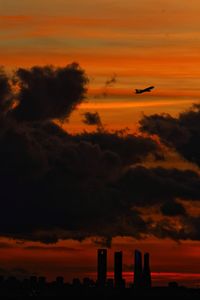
top-left (0, 248), bottom-right (199, 297)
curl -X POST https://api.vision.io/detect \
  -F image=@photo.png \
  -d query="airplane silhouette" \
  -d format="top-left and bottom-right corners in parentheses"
top-left (135, 86), bottom-right (155, 94)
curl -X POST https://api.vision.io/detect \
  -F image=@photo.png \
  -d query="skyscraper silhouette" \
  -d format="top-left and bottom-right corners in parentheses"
top-left (114, 251), bottom-right (123, 288)
top-left (142, 252), bottom-right (152, 288)
top-left (134, 249), bottom-right (142, 288)
top-left (97, 249), bottom-right (107, 287)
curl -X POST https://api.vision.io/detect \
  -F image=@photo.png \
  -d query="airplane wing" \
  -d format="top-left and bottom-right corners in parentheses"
top-left (144, 86), bottom-right (154, 91)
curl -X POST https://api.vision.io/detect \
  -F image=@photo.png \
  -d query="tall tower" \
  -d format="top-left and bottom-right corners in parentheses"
top-left (97, 249), bottom-right (107, 287)
top-left (134, 249), bottom-right (142, 288)
top-left (114, 251), bottom-right (123, 288)
top-left (142, 252), bottom-right (152, 288)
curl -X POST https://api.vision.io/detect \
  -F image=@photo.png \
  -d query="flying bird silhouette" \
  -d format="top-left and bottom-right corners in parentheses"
top-left (135, 86), bottom-right (155, 94)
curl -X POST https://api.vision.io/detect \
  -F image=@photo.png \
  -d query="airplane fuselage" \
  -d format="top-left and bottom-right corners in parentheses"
top-left (135, 86), bottom-right (154, 94)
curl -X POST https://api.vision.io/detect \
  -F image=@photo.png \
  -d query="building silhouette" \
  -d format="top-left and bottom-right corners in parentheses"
top-left (114, 251), bottom-right (123, 288)
top-left (97, 249), bottom-right (107, 287)
top-left (134, 249), bottom-right (143, 288)
top-left (56, 276), bottom-right (64, 286)
top-left (142, 252), bottom-right (152, 288)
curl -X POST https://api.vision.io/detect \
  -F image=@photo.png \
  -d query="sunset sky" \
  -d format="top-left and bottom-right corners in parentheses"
top-left (1, 0), bottom-right (200, 133)
top-left (1, 0), bottom-right (200, 287)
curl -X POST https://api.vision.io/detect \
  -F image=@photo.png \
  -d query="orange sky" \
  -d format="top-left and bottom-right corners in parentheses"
top-left (1, 0), bottom-right (200, 286)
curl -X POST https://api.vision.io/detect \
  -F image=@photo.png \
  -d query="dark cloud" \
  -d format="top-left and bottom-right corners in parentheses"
top-left (11, 63), bottom-right (88, 121)
top-left (151, 216), bottom-right (200, 242)
top-left (0, 118), bottom-right (160, 243)
top-left (0, 118), bottom-right (120, 242)
top-left (82, 112), bottom-right (103, 128)
top-left (139, 104), bottom-right (200, 167)
top-left (160, 200), bottom-right (186, 217)
top-left (72, 130), bottom-right (162, 166)
top-left (97, 74), bottom-right (117, 98)
top-left (0, 119), bottom-right (197, 243)
top-left (0, 65), bottom-right (199, 245)
top-left (118, 166), bottom-right (200, 207)
top-left (0, 129), bottom-right (199, 244)
top-left (114, 166), bottom-right (200, 241)
top-left (0, 67), bottom-right (13, 114)
top-left (105, 74), bottom-right (117, 87)
top-left (24, 246), bottom-right (81, 252)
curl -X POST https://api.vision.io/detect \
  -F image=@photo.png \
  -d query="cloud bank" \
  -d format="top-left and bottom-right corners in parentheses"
top-left (139, 104), bottom-right (200, 167)
top-left (9, 63), bottom-right (88, 121)
top-left (0, 65), bottom-right (200, 245)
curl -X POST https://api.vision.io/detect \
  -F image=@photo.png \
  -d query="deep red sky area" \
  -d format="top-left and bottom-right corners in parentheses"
top-left (0, 237), bottom-right (200, 287)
